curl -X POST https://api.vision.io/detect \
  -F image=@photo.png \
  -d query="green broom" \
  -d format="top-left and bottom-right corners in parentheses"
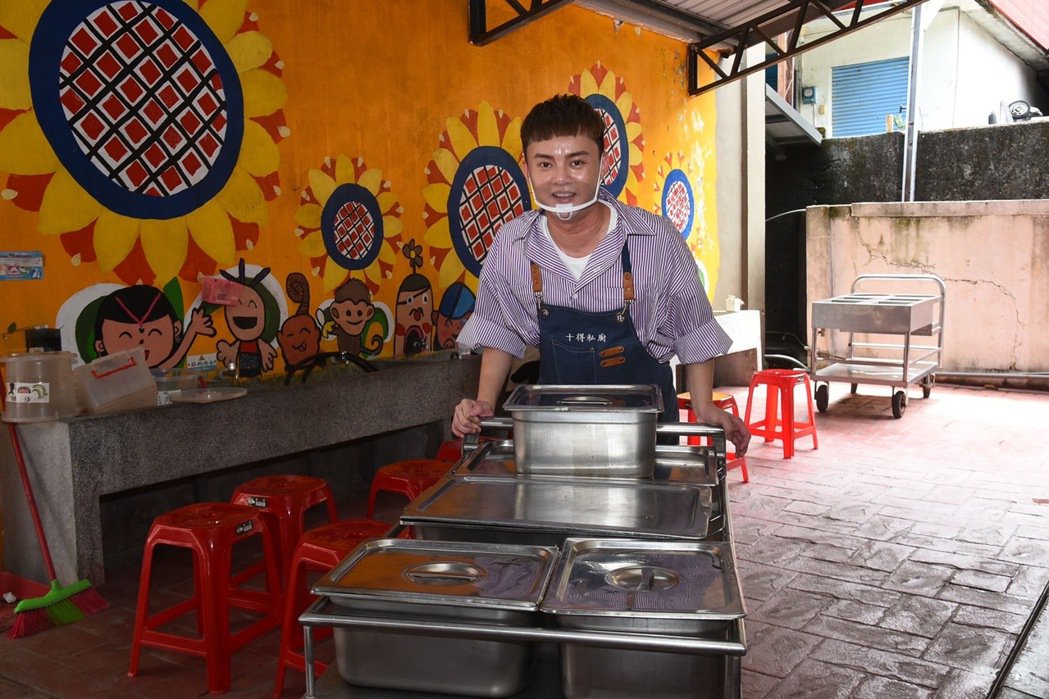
top-left (6, 422), bottom-right (108, 638)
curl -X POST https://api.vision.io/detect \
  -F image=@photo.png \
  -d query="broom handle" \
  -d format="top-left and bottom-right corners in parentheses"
top-left (7, 423), bottom-right (59, 581)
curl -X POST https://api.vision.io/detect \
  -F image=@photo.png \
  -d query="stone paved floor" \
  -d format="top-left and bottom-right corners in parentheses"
top-left (0, 382), bottom-right (1046, 698)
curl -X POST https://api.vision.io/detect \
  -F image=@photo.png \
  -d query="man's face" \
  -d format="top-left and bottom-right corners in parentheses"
top-left (223, 286), bottom-right (265, 342)
top-left (330, 299), bottom-right (373, 335)
top-left (96, 317), bottom-right (178, 368)
top-left (524, 133), bottom-right (602, 211)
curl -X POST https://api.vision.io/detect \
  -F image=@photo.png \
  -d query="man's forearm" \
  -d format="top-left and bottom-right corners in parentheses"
top-left (476, 347), bottom-right (515, 406)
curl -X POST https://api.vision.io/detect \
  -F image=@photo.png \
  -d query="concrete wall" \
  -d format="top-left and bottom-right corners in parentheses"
top-left (806, 200), bottom-right (1049, 379)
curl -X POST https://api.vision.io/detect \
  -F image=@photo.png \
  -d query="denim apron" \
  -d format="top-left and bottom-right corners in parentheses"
top-left (534, 242), bottom-right (678, 423)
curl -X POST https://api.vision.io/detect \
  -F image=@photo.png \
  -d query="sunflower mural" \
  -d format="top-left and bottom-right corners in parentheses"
top-left (568, 62), bottom-right (645, 206)
top-left (422, 101), bottom-right (530, 291)
top-left (653, 151), bottom-right (719, 300)
top-left (0, 0), bottom-right (287, 286)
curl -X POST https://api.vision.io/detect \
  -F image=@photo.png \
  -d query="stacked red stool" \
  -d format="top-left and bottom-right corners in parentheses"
top-left (128, 502), bottom-right (283, 694)
top-left (677, 391), bottom-right (749, 483)
top-left (366, 459), bottom-right (453, 519)
top-left (231, 475), bottom-right (338, 578)
top-left (744, 369), bottom-right (819, 459)
top-left (274, 518), bottom-right (392, 696)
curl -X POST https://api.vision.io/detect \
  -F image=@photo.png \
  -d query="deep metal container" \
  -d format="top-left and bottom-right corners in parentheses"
top-left (502, 384), bottom-right (663, 478)
top-left (455, 440), bottom-right (719, 487)
top-left (313, 539), bottom-right (557, 697)
top-left (541, 538), bottom-right (746, 699)
top-left (401, 474), bottom-right (712, 546)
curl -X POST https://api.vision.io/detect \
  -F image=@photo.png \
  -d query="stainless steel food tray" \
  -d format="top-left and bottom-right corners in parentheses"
top-left (455, 439), bottom-right (718, 487)
top-left (401, 474), bottom-right (712, 544)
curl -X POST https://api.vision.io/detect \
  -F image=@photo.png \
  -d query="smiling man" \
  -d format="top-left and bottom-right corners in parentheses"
top-left (452, 94), bottom-right (749, 455)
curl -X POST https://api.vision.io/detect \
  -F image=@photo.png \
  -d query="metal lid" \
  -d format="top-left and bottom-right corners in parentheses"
top-left (503, 384), bottom-right (663, 413)
top-left (541, 538), bottom-right (745, 619)
top-left (313, 539), bottom-right (557, 610)
top-left (455, 442), bottom-right (717, 487)
top-left (401, 475), bottom-right (712, 540)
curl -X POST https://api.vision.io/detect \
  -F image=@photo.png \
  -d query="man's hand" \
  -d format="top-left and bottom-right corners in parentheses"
top-left (695, 403), bottom-right (751, 456)
top-left (452, 398), bottom-right (495, 437)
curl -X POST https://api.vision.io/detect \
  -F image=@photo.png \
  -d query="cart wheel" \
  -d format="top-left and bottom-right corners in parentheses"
top-left (850, 383), bottom-right (858, 394)
top-left (921, 375), bottom-right (934, 398)
top-left (815, 384), bottom-right (829, 413)
top-left (892, 391), bottom-right (906, 419)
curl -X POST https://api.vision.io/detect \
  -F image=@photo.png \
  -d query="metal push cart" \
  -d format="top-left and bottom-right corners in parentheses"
top-left (809, 273), bottom-right (946, 419)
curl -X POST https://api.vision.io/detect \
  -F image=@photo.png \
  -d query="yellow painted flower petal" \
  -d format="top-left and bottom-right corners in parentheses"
top-left (378, 242), bottom-right (396, 263)
top-left (617, 91), bottom-right (635, 115)
top-left (308, 169), bottom-right (337, 205)
top-left (383, 216), bottom-right (403, 238)
top-left (0, 111), bottom-right (59, 174)
top-left (357, 168), bottom-right (382, 194)
top-left (579, 71), bottom-right (599, 97)
top-left (503, 117), bottom-right (523, 156)
top-left (225, 31), bottom-right (272, 73)
top-left (94, 210), bottom-right (140, 272)
top-left (438, 254), bottom-right (465, 288)
top-left (431, 148), bottom-right (459, 184)
top-left (198, 0), bottom-right (248, 44)
top-left (38, 168), bottom-right (101, 234)
top-left (299, 231), bottom-right (326, 257)
top-left (363, 265), bottom-right (380, 286)
top-left (0, 0), bottom-right (48, 42)
top-left (215, 167), bottom-right (267, 224)
top-left (0, 40), bottom-right (31, 110)
top-left (140, 218), bottom-right (188, 283)
top-left (323, 265), bottom-right (349, 292)
top-left (186, 201), bottom-right (235, 266)
top-left (294, 202), bottom-right (322, 228)
top-left (446, 116), bottom-right (478, 160)
top-left (423, 183), bottom-right (450, 213)
top-left (476, 101), bottom-right (499, 147)
top-left (242, 69), bottom-right (287, 118)
top-left (626, 122), bottom-right (642, 142)
top-left (376, 192), bottom-right (398, 212)
top-left (423, 217), bottom-right (450, 247)
top-left (334, 155), bottom-right (355, 184)
top-left (238, 119), bottom-right (279, 177)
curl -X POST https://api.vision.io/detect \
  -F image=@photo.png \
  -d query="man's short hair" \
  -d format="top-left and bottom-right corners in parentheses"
top-left (521, 94), bottom-right (604, 157)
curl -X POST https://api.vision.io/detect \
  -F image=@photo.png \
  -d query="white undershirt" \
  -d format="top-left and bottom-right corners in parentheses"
top-left (540, 202), bottom-right (618, 281)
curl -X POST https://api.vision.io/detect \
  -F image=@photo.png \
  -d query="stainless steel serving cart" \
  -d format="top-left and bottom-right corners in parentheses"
top-left (809, 273), bottom-right (946, 418)
top-left (299, 417), bottom-right (746, 699)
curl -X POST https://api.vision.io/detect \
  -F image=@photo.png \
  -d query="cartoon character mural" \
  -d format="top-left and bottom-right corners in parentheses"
top-left (91, 284), bottom-right (215, 369)
top-left (215, 260), bottom-right (278, 377)
top-left (433, 282), bottom-right (475, 350)
top-left (395, 239), bottom-right (433, 357)
top-left (328, 277), bottom-right (375, 356)
top-left (276, 272), bottom-right (321, 370)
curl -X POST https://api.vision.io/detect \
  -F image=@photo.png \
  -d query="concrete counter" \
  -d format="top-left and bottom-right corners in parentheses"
top-left (1, 355), bottom-right (480, 584)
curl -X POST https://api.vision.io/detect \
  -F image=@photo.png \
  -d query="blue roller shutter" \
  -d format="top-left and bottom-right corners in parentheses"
top-left (831, 57), bottom-right (910, 137)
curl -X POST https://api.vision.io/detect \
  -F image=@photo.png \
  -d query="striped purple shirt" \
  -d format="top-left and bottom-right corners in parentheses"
top-left (457, 190), bottom-right (731, 365)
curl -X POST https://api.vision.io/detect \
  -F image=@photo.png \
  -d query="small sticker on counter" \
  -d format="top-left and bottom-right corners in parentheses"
top-left (0, 251), bottom-right (44, 280)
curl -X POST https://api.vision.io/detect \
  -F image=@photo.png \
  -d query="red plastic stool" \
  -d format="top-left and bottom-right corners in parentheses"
top-left (128, 502), bottom-right (283, 694)
top-left (366, 459), bottom-right (452, 518)
top-left (231, 475), bottom-right (338, 579)
top-left (274, 518), bottom-right (392, 697)
top-left (677, 391), bottom-right (749, 483)
top-left (435, 439), bottom-right (462, 462)
top-left (744, 369), bottom-right (819, 459)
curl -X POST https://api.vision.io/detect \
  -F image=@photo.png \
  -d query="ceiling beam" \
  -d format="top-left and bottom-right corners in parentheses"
top-left (688, 0), bottom-right (930, 96)
top-left (469, 0), bottom-right (577, 46)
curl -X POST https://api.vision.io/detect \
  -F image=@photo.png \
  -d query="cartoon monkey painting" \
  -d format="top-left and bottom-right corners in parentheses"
top-left (277, 272), bottom-right (321, 370)
top-left (328, 278), bottom-right (374, 356)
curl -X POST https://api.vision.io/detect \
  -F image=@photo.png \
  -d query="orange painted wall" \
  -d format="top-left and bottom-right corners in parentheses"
top-left (0, 0), bottom-right (719, 371)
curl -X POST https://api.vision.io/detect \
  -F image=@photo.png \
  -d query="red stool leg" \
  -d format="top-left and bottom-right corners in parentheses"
top-left (781, 382), bottom-right (796, 459)
top-left (127, 539), bottom-right (157, 677)
top-left (803, 376), bottom-right (819, 450)
top-left (199, 541), bottom-right (233, 694)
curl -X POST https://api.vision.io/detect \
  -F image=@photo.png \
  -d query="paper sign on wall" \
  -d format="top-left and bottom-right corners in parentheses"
top-left (0, 251), bottom-right (44, 281)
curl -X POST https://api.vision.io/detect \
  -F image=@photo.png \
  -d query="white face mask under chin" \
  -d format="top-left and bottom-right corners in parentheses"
top-left (531, 179), bottom-right (602, 221)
